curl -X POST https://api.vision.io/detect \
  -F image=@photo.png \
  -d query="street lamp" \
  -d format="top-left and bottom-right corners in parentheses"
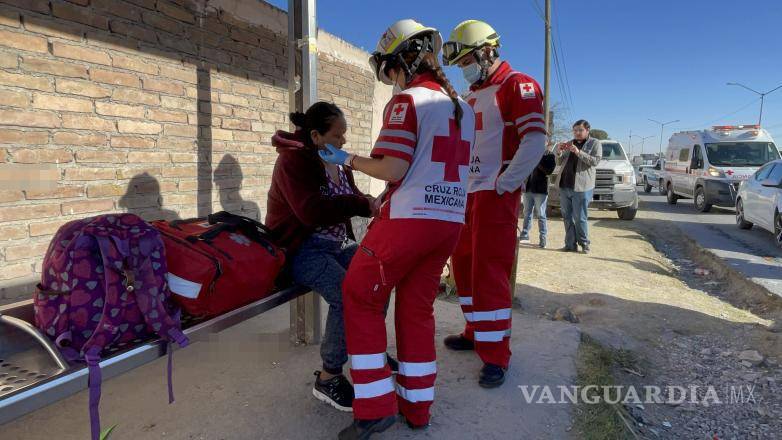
top-left (630, 134), bottom-right (655, 156)
top-left (726, 82), bottom-right (782, 127)
top-left (649, 119), bottom-right (679, 157)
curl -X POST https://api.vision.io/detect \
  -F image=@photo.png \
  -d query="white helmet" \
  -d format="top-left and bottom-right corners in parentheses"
top-left (369, 19), bottom-right (443, 85)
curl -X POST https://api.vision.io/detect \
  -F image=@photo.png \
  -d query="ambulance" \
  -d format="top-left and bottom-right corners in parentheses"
top-left (663, 125), bottom-right (780, 212)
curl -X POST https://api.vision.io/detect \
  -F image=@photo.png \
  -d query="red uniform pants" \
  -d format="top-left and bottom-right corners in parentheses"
top-left (451, 190), bottom-right (521, 369)
top-left (343, 218), bottom-right (461, 426)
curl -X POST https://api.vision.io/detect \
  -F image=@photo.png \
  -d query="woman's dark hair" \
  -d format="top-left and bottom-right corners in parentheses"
top-left (573, 119), bottom-right (591, 130)
top-left (289, 101), bottom-right (344, 147)
top-left (400, 50), bottom-right (463, 128)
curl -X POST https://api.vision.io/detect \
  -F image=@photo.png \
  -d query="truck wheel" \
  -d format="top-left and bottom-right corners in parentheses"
top-left (617, 207), bottom-right (637, 220)
top-left (644, 177), bottom-right (652, 193)
top-left (666, 183), bottom-right (678, 205)
top-left (735, 199), bottom-right (753, 230)
top-left (658, 179), bottom-right (667, 196)
top-left (694, 186), bottom-right (712, 212)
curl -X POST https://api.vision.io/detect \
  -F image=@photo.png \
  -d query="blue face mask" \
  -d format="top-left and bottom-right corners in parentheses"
top-left (461, 63), bottom-right (483, 85)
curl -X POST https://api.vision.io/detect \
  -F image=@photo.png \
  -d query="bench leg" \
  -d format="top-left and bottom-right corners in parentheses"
top-left (290, 292), bottom-right (321, 345)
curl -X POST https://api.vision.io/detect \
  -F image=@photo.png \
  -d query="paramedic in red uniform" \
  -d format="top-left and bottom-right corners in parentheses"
top-left (442, 20), bottom-right (547, 387)
top-left (318, 19), bottom-right (475, 439)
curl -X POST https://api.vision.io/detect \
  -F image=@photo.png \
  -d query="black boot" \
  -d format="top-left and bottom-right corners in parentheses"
top-left (402, 416), bottom-right (430, 431)
top-left (478, 363), bottom-right (507, 388)
top-left (443, 334), bottom-right (474, 351)
top-left (337, 416), bottom-right (397, 440)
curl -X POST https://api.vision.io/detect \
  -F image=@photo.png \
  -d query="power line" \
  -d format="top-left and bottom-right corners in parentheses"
top-left (680, 97), bottom-right (761, 130)
top-left (553, 0), bottom-right (576, 115)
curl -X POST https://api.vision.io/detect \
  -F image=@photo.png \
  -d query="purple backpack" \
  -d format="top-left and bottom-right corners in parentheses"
top-left (34, 213), bottom-right (189, 440)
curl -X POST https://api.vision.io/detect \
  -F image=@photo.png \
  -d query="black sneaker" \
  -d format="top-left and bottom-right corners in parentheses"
top-left (443, 334), bottom-right (474, 351)
top-left (560, 246), bottom-right (577, 252)
top-left (478, 363), bottom-right (507, 388)
top-left (580, 244), bottom-right (591, 254)
top-left (313, 371), bottom-right (354, 412)
top-left (338, 416), bottom-right (397, 440)
top-left (387, 353), bottom-right (399, 373)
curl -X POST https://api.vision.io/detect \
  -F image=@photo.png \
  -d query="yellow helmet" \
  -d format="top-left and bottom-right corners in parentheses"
top-left (369, 19), bottom-right (443, 85)
top-left (442, 20), bottom-right (500, 66)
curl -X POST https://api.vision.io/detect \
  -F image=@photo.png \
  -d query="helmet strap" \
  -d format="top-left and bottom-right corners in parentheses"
top-left (403, 35), bottom-right (432, 83)
top-left (472, 46), bottom-right (498, 85)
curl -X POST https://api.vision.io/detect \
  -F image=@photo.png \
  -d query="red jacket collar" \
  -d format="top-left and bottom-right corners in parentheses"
top-left (406, 71), bottom-right (442, 92)
top-left (470, 60), bottom-right (514, 91)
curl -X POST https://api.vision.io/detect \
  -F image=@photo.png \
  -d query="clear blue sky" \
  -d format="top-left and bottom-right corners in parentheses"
top-left (267, 0), bottom-right (782, 155)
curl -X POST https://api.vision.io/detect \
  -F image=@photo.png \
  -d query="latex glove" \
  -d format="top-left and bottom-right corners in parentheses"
top-left (319, 144), bottom-right (353, 166)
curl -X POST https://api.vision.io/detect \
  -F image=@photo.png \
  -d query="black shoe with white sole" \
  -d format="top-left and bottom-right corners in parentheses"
top-left (338, 416), bottom-right (397, 440)
top-left (313, 371), bottom-right (354, 412)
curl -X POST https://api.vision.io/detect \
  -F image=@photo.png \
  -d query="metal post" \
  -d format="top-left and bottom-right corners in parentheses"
top-left (759, 95), bottom-right (764, 127)
top-left (288, 0), bottom-right (321, 345)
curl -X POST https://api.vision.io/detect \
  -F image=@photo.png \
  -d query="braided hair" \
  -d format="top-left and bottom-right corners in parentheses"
top-left (401, 50), bottom-right (464, 128)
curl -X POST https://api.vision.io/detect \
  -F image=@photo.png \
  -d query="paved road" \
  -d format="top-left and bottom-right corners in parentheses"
top-left (636, 189), bottom-right (782, 298)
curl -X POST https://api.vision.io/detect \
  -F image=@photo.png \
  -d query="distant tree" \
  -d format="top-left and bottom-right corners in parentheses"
top-left (548, 102), bottom-right (572, 144)
top-left (590, 129), bottom-right (609, 140)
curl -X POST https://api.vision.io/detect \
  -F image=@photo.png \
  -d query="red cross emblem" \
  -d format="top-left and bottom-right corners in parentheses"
top-left (522, 84), bottom-right (533, 92)
top-left (726, 169), bottom-right (734, 176)
top-left (468, 98), bottom-right (483, 131)
top-left (432, 119), bottom-right (470, 182)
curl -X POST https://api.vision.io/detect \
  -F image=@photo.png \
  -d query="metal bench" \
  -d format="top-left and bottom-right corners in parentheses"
top-left (0, 285), bottom-right (310, 425)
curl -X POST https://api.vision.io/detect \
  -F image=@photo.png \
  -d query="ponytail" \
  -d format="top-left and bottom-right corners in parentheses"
top-left (288, 101), bottom-right (344, 148)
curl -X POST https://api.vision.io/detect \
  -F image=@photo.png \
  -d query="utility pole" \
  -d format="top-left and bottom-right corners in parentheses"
top-left (649, 119), bottom-right (679, 158)
top-left (726, 82), bottom-right (782, 126)
top-left (628, 129), bottom-right (632, 158)
top-left (630, 134), bottom-right (655, 157)
top-left (288, 0), bottom-right (320, 345)
top-left (543, 0), bottom-right (551, 134)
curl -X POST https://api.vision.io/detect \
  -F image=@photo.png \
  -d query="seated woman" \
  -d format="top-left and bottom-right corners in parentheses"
top-left (265, 102), bottom-right (395, 413)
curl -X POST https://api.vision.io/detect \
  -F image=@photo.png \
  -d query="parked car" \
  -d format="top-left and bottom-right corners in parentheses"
top-left (663, 125), bottom-right (781, 212)
top-left (640, 159), bottom-right (667, 195)
top-left (735, 159), bottom-right (782, 247)
top-left (548, 140), bottom-right (639, 220)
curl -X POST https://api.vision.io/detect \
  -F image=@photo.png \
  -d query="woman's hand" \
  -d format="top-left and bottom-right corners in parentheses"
top-left (319, 144), bottom-right (352, 165)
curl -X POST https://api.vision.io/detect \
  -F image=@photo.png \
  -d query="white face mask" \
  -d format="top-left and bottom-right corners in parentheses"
top-left (393, 83), bottom-right (402, 95)
top-left (461, 63), bottom-right (483, 85)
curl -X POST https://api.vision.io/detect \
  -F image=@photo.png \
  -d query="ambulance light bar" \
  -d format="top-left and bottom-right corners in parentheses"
top-left (712, 125), bottom-right (760, 131)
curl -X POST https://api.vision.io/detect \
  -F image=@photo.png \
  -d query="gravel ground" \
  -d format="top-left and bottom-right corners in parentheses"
top-left (515, 205), bottom-right (782, 439)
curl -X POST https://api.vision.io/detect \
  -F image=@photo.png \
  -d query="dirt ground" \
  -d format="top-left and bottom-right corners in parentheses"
top-left (516, 206), bottom-right (782, 439)
top-left (5, 202), bottom-right (782, 439)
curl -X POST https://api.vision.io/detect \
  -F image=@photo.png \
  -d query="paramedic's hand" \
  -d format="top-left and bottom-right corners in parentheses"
top-left (496, 173), bottom-right (523, 195)
top-left (319, 144), bottom-right (352, 166)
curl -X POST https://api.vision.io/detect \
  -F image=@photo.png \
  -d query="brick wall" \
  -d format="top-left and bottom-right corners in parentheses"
top-left (0, 0), bottom-right (378, 303)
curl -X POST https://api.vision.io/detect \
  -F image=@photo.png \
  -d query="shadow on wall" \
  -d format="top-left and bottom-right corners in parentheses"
top-left (215, 154), bottom-right (261, 220)
top-left (118, 173), bottom-right (181, 222)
